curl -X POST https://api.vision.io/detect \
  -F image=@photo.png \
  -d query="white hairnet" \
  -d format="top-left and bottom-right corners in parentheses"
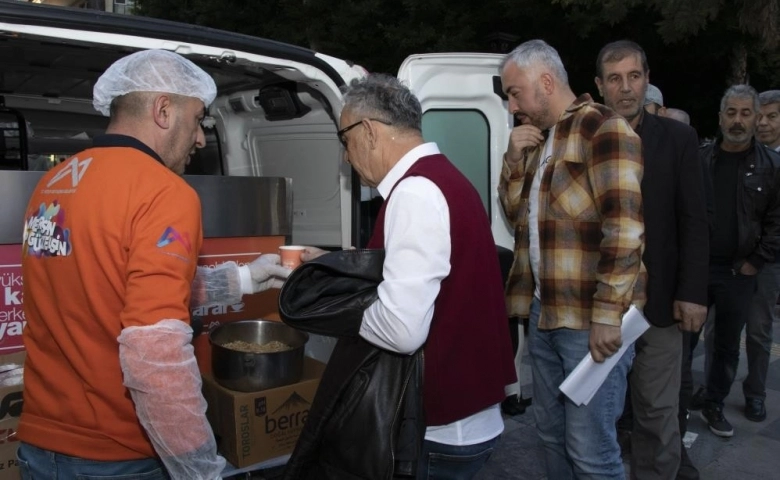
top-left (93, 49), bottom-right (217, 116)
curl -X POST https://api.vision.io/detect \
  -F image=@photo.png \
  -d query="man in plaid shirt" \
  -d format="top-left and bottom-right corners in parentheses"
top-left (499, 39), bottom-right (646, 479)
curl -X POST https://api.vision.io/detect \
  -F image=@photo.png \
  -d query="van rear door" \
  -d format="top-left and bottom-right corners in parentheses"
top-left (398, 53), bottom-right (513, 249)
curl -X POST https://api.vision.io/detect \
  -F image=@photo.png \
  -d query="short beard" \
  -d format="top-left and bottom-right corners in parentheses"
top-left (722, 130), bottom-right (751, 147)
top-left (526, 85), bottom-right (551, 129)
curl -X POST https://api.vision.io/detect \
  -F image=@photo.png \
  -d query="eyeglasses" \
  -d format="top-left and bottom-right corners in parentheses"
top-left (337, 118), bottom-right (392, 147)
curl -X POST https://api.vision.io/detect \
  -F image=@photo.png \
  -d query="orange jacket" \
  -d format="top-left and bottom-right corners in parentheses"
top-left (20, 135), bottom-right (203, 460)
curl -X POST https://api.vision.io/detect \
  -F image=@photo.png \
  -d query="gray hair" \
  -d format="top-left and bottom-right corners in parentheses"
top-left (665, 108), bottom-right (690, 125)
top-left (720, 84), bottom-right (759, 113)
top-left (341, 74), bottom-right (422, 132)
top-left (500, 39), bottom-right (569, 85)
top-left (759, 90), bottom-right (780, 106)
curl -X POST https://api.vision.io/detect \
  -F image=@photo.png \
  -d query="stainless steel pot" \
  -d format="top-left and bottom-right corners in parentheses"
top-left (209, 319), bottom-right (309, 392)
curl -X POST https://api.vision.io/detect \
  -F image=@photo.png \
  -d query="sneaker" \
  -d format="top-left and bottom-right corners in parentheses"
top-left (689, 386), bottom-right (706, 411)
top-left (745, 398), bottom-right (767, 422)
top-left (700, 404), bottom-right (733, 437)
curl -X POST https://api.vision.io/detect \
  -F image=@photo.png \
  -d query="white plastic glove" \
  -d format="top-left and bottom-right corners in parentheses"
top-left (118, 320), bottom-right (226, 480)
top-left (238, 254), bottom-right (291, 294)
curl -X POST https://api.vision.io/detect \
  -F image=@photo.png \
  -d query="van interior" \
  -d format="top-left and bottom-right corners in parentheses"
top-left (0, 28), bottom-right (355, 247)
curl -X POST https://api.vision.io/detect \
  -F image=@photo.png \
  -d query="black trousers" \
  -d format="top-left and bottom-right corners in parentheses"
top-left (679, 331), bottom-right (696, 434)
top-left (702, 264), bottom-right (758, 407)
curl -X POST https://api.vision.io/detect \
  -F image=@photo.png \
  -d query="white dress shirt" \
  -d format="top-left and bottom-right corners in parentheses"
top-left (359, 142), bottom-right (503, 446)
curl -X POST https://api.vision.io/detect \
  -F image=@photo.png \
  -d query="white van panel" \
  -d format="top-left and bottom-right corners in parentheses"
top-left (248, 126), bottom-right (345, 246)
top-left (315, 52), bottom-right (368, 87)
top-left (398, 53), bottom-right (514, 249)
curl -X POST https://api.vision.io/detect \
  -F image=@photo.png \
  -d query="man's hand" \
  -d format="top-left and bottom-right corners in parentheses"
top-left (589, 323), bottom-right (622, 363)
top-left (300, 246), bottom-right (329, 262)
top-left (674, 300), bottom-right (707, 332)
top-left (739, 262), bottom-right (758, 276)
top-left (505, 125), bottom-right (546, 167)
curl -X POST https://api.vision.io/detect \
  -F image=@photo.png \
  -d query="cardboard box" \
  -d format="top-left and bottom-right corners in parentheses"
top-left (0, 352), bottom-right (25, 480)
top-left (202, 357), bottom-right (325, 468)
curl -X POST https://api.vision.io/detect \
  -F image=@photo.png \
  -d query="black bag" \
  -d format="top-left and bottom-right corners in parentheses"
top-left (278, 249), bottom-right (385, 337)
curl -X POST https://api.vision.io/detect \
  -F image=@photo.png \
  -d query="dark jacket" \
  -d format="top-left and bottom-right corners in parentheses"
top-left (638, 113), bottom-right (710, 326)
top-left (278, 250), bottom-right (423, 480)
top-left (699, 138), bottom-right (780, 270)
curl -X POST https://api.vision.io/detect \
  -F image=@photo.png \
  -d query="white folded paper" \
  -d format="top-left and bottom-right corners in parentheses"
top-left (559, 305), bottom-right (650, 406)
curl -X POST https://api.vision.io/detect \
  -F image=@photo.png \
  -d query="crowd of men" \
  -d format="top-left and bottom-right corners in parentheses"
top-left (499, 39), bottom-right (780, 480)
top-left (14, 36), bottom-right (779, 480)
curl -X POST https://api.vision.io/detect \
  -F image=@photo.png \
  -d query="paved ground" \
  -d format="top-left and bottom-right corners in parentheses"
top-left (233, 313), bottom-right (780, 479)
top-left (476, 313), bottom-right (780, 479)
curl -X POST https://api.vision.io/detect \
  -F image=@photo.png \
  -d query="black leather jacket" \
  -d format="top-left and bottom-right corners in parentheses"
top-left (278, 250), bottom-right (423, 479)
top-left (700, 139), bottom-right (780, 269)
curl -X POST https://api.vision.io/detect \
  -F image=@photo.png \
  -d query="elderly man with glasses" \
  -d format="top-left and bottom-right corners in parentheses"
top-left (305, 73), bottom-right (517, 479)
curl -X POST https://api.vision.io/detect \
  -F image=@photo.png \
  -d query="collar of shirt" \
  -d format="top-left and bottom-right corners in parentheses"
top-left (92, 134), bottom-right (165, 165)
top-left (551, 93), bottom-right (594, 127)
top-left (376, 142), bottom-right (441, 199)
top-left (564, 93), bottom-right (594, 115)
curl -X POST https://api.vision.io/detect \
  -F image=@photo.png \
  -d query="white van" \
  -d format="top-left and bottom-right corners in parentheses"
top-left (0, 0), bottom-right (514, 251)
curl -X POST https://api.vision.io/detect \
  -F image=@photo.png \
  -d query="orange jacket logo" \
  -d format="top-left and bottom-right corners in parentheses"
top-left (45, 157), bottom-right (92, 191)
top-left (156, 227), bottom-right (192, 253)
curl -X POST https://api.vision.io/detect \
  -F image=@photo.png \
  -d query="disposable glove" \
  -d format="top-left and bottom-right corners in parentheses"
top-left (238, 254), bottom-right (291, 294)
top-left (118, 320), bottom-right (226, 480)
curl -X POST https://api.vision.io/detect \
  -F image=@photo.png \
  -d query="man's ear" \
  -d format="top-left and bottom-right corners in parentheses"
top-left (594, 77), bottom-right (603, 98)
top-left (540, 72), bottom-right (555, 95)
top-left (364, 118), bottom-right (379, 149)
top-left (151, 94), bottom-right (173, 129)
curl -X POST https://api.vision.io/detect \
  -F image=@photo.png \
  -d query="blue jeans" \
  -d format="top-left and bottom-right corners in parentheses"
top-left (17, 442), bottom-right (169, 479)
top-left (528, 298), bottom-right (633, 480)
top-left (416, 436), bottom-right (498, 480)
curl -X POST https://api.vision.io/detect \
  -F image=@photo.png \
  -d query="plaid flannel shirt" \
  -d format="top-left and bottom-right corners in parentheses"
top-left (499, 94), bottom-right (647, 330)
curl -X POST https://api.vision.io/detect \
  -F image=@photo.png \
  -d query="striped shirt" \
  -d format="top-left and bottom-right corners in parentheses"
top-left (498, 94), bottom-right (647, 330)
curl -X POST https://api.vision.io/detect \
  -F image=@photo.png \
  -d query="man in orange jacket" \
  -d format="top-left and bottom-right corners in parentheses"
top-left (18, 49), bottom-right (289, 480)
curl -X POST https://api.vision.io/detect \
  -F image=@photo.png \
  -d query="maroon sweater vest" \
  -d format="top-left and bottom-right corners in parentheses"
top-left (367, 154), bottom-right (516, 426)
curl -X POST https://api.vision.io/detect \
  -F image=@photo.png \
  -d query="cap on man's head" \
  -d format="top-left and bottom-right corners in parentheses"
top-left (93, 49), bottom-right (217, 116)
top-left (644, 84), bottom-right (664, 107)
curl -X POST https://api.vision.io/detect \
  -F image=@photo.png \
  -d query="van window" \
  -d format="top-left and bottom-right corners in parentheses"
top-left (421, 110), bottom-right (491, 215)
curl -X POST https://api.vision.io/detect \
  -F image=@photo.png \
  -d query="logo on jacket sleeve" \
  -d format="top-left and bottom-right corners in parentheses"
top-left (156, 227), bottom-right (192, 254)
top-left (23, 202), bottom-right (72, 257)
